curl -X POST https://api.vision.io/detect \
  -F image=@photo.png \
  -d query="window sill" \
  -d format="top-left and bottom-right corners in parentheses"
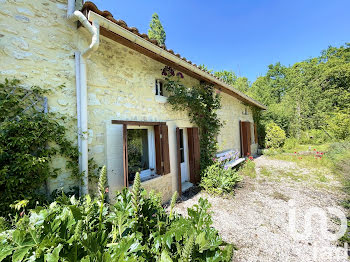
top-left (140, 173), bottom-right (161, 182)
top-left (129, 173), bottom-right (161, 187)
top-left (155, 95), bottom-right (168, 103)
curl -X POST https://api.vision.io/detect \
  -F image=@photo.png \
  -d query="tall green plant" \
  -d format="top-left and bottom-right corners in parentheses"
top-left (0, 166), bottom-right (234, 261)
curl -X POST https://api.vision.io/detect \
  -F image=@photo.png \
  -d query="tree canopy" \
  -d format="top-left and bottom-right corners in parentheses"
top-left (148, 13), bottom-right (166, 46)
top-left (247, 43), bottom-right (350, 142)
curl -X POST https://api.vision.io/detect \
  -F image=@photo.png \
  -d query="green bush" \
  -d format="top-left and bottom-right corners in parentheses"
top-left (200, 161), bottom-right (242, 195)
top-left (299, 129), bottom-right (330, 145)
top-left (325, 112), bottom-right (350, 140)
top-left (0, 168), bottom-right (234, 261)
top-left (283, 137), bottom-right (298, 150)
top-left (265, 121), bottom-right (286, 148)
top-left (0, 79), bottom-right (79, 216)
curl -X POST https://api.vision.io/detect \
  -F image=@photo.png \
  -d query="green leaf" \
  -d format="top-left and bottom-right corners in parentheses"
top-left (44, 244), bottom-right (63, 262)
top-left (69, 205), bottom-right (82, 220)
top-left (0, 245), bottom-right (14, 261)
top-left (12, 246), bottom-right (32, 262)
top-left (159, 250), bottom-right (173, 262)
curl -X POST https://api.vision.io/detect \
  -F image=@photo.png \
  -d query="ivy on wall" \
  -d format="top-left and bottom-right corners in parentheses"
top-left (162, 66), bottom-right (222, 170)
top-left (0, 79), bottom-right (80, 216)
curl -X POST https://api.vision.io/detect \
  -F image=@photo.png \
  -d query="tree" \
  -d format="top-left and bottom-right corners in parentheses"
top-left (148, 13), bottom-right (166, 46)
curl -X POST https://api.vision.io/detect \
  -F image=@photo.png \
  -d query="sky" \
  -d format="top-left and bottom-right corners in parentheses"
top-left (91, 0), bottom-right (350, 82)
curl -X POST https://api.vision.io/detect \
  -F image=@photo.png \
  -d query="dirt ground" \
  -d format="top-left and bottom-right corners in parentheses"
top-left (174, 156), bottom-right (348, 262)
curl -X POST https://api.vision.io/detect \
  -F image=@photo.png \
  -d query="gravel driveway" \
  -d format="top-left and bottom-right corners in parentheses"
top-left (174, 156), bottom-right (348, 262)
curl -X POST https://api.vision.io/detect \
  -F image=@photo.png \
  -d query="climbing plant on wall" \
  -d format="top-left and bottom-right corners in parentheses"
top-left (162, 66), bottom-right (223, 171)
top-left (0, 79), bottom-right (80, 216)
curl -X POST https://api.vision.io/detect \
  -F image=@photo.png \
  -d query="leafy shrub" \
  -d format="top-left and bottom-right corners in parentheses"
top-left (299, 129), bottom-right (330, 145)
top-left (0, 79), bottom-right (79, 216)
top-left (283, 137), bottom-right (298, 150)
top-left (0, 167), bottom-right (234, 261)
top-left (265, 121), bottom-right (286, 148)
top-left (325, 112), bottom-right (350, 140)
top-left (200, 161), bottom-right (242, 195)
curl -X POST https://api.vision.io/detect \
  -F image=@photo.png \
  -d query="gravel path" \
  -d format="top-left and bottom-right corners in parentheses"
top-left (174, 156), bottom-right (348, 262)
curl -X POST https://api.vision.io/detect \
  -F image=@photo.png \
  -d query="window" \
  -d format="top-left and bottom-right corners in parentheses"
top-left (155, 80), bottom-right (164, 96)
top-left (127, 126), bottom-right (156, 184)
top-left (242, 107), bottom-right (248, 115)
top-left (179, 129), bottom-right (185, 163)
top-left (155, 80), bottom-right (169, 103)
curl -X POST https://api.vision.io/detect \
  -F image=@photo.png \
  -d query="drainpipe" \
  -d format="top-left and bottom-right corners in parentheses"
top-left (67, 0), bottom-right (100, 195)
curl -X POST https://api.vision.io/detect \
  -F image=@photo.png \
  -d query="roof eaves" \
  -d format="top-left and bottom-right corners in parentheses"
top-left (82, 1), bottom-right (267, 110)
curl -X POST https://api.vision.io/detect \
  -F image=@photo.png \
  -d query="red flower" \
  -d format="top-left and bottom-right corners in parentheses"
top-left (294, 152), bottom-right (297, 154)
top-left (321, 152), bottom-right (323, 155)
top-left (247, 153), bottom-right (250, 156)
top-left (249, 156), bottom-right (253, 160)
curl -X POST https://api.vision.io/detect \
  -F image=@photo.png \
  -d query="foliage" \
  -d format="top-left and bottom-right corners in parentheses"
top-left (200, 161), bottom-right (242, 195)
top-left (0, 79), bottom-right (79, 217)
top-left (148, 13), bottom-right (166, 46)
top-left (162, 66), bottom-right (222, 170)
top-left (265, 121), bottom-right (286, 148)
top-left (282, 137), bottom-right (298, 150)
top-left (298, 129), bottom-right (330, 145)
top-left (248, 44), bottom-right (350, 143)
top-left (0, 170), bottom-right (234, 261)
top-left (324, 112), bottom-right (350, 140)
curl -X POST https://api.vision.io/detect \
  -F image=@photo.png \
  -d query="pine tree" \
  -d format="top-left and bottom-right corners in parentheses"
top-left (148, 13), bottom-right (166, 46)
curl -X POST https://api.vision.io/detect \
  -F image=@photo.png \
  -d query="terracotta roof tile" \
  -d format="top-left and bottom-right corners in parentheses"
top-left (82, 1), bottom-right (208, 74)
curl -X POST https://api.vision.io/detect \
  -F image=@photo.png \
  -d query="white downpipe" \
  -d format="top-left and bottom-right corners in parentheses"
top-left (67, 0), bottom-right (100, 195)
top-left (74, 51), bottom-right (82, 175)
top-left (79, 56), bottom-right (89, 195)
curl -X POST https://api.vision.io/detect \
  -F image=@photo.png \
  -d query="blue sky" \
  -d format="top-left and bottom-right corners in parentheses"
top-left (92, 0), bottom-right (350, 82)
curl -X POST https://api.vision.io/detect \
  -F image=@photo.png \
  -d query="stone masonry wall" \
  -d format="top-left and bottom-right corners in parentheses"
top-left (0, 0), bottom-right (258, 201)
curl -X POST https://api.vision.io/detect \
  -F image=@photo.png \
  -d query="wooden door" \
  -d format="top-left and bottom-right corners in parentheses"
top-left (240, 121), bottom-right (252, 157)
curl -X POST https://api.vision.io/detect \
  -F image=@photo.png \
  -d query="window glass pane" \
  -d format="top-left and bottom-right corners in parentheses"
top-left (155, 81), bottom-right (158, 95)
top-left (179, 129), bottom-right (184, 163)
top-left (179, 129), bottom-right (184, 148)
top-left (128, 129), bottom-right (149, 182)
top-left (159, 81), bottom-right (163, 96)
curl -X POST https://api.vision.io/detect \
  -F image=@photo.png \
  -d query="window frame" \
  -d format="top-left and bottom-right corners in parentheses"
top-left (127, 125), bottom-right (156, 181)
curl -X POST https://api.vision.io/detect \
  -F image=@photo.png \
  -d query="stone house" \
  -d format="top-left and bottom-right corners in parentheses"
top-left (0, 0), bottom-right (266, 201)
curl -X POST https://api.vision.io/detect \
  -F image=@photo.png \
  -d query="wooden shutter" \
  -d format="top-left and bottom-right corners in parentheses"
top-left (239, 121), bottom-right (243, 157)
top-left (123, 124), bottom-right (128, 187)
top-left (176, 128), bottom-right (182, 195)
top-left (154, 125), bottom-right (162, 174)
top-left (246, 123), bottom-right (252, 155)
top-left (254, 123), bottom-right (258, 144)
top-left (154, 124), bottom-right (171, 175)
top-left (187, 127), bottom-right (200, 183)
top-left (161, 124), bottom-right (171, 174)
top-left (240, 121), bottom-right (252, 156)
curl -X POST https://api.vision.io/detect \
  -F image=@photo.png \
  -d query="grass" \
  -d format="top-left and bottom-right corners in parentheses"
top-left (239, 159), bottom-right (256, 178)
